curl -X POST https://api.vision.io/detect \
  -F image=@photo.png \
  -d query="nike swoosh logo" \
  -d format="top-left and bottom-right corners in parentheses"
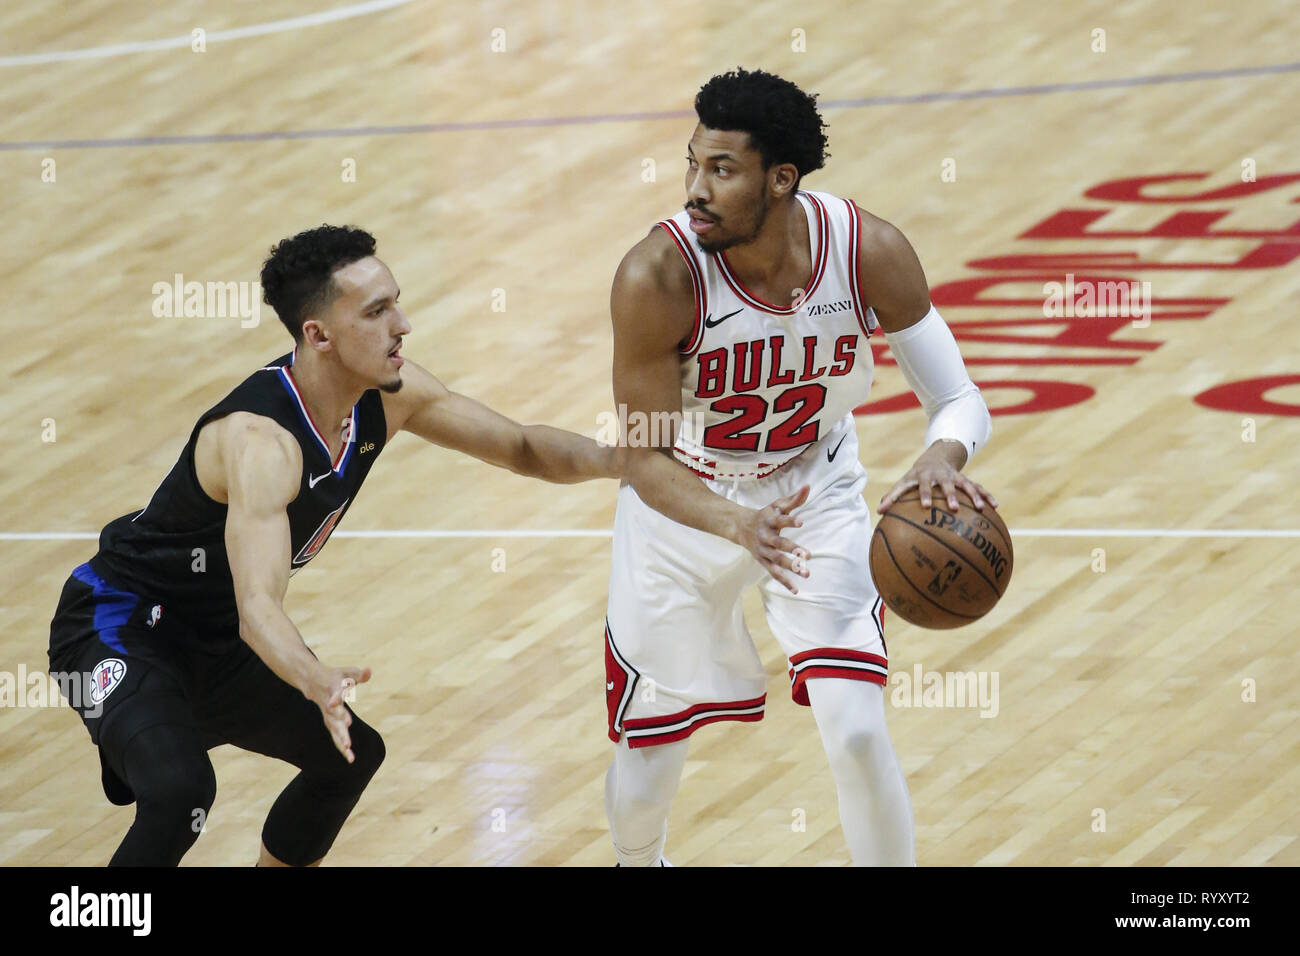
top-left (606, 681), bottom-right (615, 691)
top-left (704, 308), bottom-right (743, 328)
top-left (308, 472), bottom-right (331, 488)
top-left (827, 436), bottom-right (846, 462)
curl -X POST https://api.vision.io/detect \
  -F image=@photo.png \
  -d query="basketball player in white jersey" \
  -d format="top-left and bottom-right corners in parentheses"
top-left (603, 68), bottom-right (998, 865)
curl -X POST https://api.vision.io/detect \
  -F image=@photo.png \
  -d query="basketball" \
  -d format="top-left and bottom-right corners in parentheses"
top-left (869, 488), bottom-right (1013, 629)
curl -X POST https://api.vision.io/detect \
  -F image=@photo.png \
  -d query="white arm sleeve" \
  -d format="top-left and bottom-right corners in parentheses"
top-left (883, 304), bottom-right (992, 463)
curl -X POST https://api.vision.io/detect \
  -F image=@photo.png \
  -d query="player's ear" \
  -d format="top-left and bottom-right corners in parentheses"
top-left (301, 316), bottom-right (332, 353)
top-left (769, 162), bottom-right (799, 198)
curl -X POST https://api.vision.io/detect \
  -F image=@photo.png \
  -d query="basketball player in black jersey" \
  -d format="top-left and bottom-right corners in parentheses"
top-left (48, 225), bottom-right (619, 866)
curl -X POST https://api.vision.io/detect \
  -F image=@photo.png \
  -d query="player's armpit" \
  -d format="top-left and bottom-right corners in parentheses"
top-left (391, 359), bottom-right (618, 482)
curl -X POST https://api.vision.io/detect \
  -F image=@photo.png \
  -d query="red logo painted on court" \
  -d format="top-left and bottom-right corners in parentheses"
top-left (854, 171), bottom-right (1300, 418)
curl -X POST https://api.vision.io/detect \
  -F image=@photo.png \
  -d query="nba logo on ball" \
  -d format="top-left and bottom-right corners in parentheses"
top-left (89, 659), bottom-right (126, 704)
top-left (870, 489), bottom-right (1014, 629)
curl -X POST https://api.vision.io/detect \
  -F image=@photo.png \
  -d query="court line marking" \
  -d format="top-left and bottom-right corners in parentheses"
top-left (0, 0), bottom-right (416, 67)
top-left (2, 59), bottom-right (1298, 152)
top-left (2, 529), bottom-right (1298, 541)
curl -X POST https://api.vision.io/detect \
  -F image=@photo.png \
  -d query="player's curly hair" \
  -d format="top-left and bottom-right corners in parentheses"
top-left (260, 225), bottom-right (377, 341)
top-left (694, 68), bottom-right (829, 187)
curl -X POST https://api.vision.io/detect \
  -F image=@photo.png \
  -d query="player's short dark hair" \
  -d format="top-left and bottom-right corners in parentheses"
top-left (694, 68), bottom-right (829, 187)
top-left (260, 225), bottom-right (377, 341)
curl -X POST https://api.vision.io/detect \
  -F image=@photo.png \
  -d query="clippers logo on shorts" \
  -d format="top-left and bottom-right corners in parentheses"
top-left (89, 659), bottom-right (126, 705)
top-left (294, 499), bottom-right (349, 566)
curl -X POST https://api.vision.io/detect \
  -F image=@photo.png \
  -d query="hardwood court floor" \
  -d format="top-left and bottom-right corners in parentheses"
top-left (1, 0), bottom-right (1297, 865)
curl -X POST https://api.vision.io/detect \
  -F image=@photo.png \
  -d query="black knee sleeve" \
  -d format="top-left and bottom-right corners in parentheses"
top-left (108, 723), bottom-right (217, 867)
top-left (345, 718), bottom-right (386, 783)
top-left (261, 717), bottom-right (385, 866)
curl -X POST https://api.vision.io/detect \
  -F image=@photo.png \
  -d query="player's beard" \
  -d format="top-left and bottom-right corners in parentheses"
top-left (698, 188), bottom-right (770, 254)
top-left (379, 348), bottom-right (404, 393)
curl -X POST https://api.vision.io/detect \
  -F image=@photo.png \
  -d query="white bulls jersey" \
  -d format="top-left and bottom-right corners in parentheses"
top-left (657, 189), bottom-right (877, 480)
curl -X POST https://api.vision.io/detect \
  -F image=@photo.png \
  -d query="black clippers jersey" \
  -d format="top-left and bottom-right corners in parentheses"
top-left (90, 351), bottom-right (387, 642)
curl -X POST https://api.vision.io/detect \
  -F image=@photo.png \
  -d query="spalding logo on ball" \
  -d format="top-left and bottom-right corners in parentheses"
top-left (869, 488), bottom-right (1013, 629)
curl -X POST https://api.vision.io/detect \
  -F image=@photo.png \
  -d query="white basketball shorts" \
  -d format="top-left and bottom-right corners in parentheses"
top-left (604, 414), bottom-right (888, 748)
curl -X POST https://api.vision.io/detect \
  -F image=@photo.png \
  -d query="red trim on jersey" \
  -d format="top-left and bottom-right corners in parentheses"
top-left (787, 648), bottom-right (889, 706)
top-left (844, 198), bottom-right (873, 337)
top-left (657, 220), bottom-right (707, 356)
top-left (676, 458), bottom-right (716, 480)
top-left (715, 192), bottom-right (829, 315)
top-left (672, 448), bottom-right (800, 481)
top-left (622, 695), bottom-right (767, 748)
top-left (280, 366), bottom-right (355, 472)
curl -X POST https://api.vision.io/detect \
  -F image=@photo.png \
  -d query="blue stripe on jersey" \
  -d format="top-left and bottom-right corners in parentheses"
top-left (275, 367), bottom-right (357, 477)
top-left (71, 562), bottom-right (138, 654)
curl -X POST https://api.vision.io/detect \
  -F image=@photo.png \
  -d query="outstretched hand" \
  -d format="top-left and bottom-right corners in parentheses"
top-left (311, 665), bottom-right (372, 763)
top-left (738, 484), bottom-right (811, 593)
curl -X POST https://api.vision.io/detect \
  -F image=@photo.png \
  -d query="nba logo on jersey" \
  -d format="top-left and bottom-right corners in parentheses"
top-left (146, 604), bottom-right (163, 628)
top-left (294, 499), bottom-right (350, 566)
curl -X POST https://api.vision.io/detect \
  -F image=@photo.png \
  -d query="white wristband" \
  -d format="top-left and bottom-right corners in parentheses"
top-left (883, 305), bottom-right (992, 463)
